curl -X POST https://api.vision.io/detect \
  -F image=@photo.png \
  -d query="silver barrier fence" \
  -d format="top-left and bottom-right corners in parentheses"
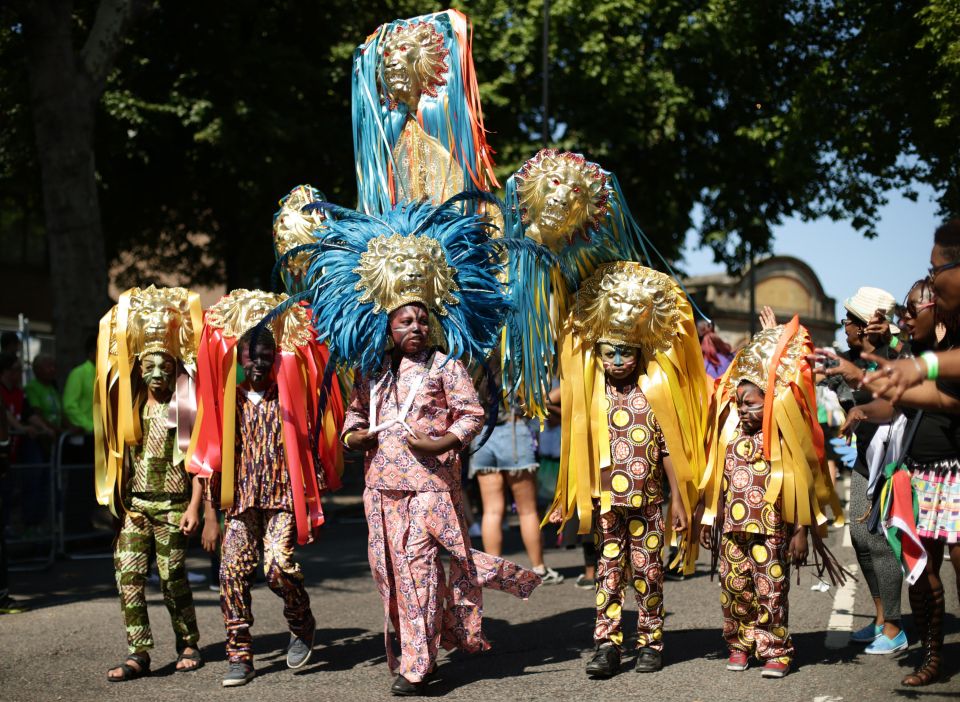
top-left (55, 432), bottom-right (113, 560)
top-left (4, 441), bottom-right (58, 572)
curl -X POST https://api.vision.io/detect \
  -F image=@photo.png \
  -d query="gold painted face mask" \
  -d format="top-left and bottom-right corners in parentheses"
top-left (354, 233), bottom-right (459, 316)
top-left (573, 262), bottom-right (680, 354)
top-left (515, 149), bottom-right (609, 253)
top-left (381, 21), bottom-right (449, 111)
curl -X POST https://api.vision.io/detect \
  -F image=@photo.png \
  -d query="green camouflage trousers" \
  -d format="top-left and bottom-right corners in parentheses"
top-left (114, 495), bottom-right (199, 653)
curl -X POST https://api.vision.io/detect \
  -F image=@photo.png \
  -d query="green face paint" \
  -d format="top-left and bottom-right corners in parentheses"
top-left (141, 353), bottom-right (175, 394)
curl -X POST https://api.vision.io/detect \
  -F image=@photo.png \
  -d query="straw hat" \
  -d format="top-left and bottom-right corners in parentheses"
top-left (843, 286), bottom-right (900, 335)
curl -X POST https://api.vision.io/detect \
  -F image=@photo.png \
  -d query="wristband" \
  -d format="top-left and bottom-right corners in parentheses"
top-left (889, 336), bottom-right (899, 350)
top-left (343, 431), bottom-right (354, 448)
top-left (921, 351), bottom-right (939, 380)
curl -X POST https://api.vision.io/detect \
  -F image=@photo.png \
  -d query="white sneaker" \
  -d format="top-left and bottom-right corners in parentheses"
top-left (535, 567), bottom-right (564, 585)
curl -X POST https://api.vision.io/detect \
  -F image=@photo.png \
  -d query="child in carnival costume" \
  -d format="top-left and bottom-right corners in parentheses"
top-left (547, 262), bottom-right (709, 676)
top-left (287, 192), bottom-right (542, 696)
top-left (698, 319), bottom-right (846, 678)
top-left (93, 285), bottom-right (205, 681)
top-left (352, 9), bottom-right (497, 215)
top-left (188, 289), bottom-right (343, 686)
top-left (498, 148), bottom-right (700, 420)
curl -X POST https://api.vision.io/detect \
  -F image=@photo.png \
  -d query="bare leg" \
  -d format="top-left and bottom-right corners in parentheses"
top-left (506, 471), bottom-right (544, 569)
top-left (477, 472), bottom-right (506, 557)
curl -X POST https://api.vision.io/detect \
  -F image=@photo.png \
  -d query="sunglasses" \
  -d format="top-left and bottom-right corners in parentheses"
top-left (902, 300), bottom-right (936, 319)
top-left (928, 261), bottom-right (960, 281)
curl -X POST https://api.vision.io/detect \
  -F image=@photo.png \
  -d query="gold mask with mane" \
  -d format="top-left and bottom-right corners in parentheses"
top-left (124, 285), bottom-right (198, 364)
top-left (204, 289), bottom-right (314, 352)
top-left (515, 149), bottom-right (609, 253)
top-left (381, 21), bottom-right (449, 111)
top-left (726, 325), bottom-right (809, 394)
top-left (354, 233), bottom-right (459, 316)
top-left (273, 186), bottom-right (326, 279)
top-left (572, 262), bottom-right (680, 354)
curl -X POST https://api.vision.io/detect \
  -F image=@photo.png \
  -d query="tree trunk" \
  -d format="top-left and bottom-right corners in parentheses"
top-left (23, 0), bottom-right (144, 374)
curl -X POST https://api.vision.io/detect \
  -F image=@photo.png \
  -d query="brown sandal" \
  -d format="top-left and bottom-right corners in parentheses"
top-left (902, 585), bottom-right (943, 687)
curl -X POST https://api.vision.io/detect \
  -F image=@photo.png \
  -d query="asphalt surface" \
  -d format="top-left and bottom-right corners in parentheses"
top-left (3, 483), bottom-right (958, 702)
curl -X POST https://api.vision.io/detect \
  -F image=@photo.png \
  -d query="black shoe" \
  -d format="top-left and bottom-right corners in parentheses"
top-left (634, 646), bottom-right (663, 673)
top-left (391, 674), bottom-right (424, 696)
top-left (585, 643), bottom-right (621, 678)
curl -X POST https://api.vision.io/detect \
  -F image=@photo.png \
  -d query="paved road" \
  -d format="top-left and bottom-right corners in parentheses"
top-left (3, 493), bottom-right (958, 701)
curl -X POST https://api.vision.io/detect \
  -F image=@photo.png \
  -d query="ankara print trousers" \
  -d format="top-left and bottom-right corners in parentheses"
top-left (719, 531), bottom-right (794, 662)
top-left (220, 508), bottom-right (315, 663)
top-left (114, 495), bottom-right (199, 654)
top-left (363, 488), bottom-right (541, 683)
top-left (593, 504), bottom-right (665, 650)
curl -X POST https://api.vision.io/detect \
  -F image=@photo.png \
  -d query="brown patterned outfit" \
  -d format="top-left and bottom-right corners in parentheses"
top-left (718, 428), bottom-right (794, 663)
top-left (593, 382), bottom-right (669, 651)
top-left (211, 385), bottom-right (315, 664)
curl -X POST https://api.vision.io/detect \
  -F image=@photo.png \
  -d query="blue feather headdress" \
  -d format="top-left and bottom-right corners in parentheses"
top-left (500, 149), bottom-right (703, 419)
top-left (352, 9), bottom-right (497, 215)
top-left (272, 193), bottom-right (510, 378)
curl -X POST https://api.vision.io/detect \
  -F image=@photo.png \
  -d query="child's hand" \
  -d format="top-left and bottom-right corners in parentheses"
top-left (180, 506), bottom-right (201, 536)
top-left (406, 431), bottom-right (459, 457)
top-left (547, 507), bottom-right (562, 525)
top-left (671, 496), bottom-right (688, 532)
top-left (788, 527), bottom-right (808, 566)
top-left (698, 524), bottom-right (713, 550)
top-left (201, 517), bottom-right (220, 553)
top-left (347, 429), bottom-right (378, 451)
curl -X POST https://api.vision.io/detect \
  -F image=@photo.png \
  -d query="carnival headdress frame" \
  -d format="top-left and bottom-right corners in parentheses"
top-left (273, 184), bottom-right (329, 291)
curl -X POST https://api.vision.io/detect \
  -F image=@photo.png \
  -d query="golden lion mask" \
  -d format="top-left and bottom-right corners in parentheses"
top-left (381, 21), bottom-right (449, 111)
top-left (573, 262), bottom-right (679, 354)
top-left (205, 289), bottom-right (313, 352)
top-left (726, 325), bottom-right (809, 394)
top-left (354, 233), bottom-right (459, 316)
top-left (273, 186), bottom-right (326, 279)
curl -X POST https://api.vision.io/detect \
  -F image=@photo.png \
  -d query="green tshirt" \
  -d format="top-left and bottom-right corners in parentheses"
top-left (25, 378), bottom-right (61, 426)
top-left (63, 359), bottom-right (95, 433)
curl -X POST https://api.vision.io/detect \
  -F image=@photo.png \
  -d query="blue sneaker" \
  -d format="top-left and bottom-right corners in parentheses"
top-left (850, 623), bottom-right (882, 643)
top-left (864, 630), bottom-right (908, 655)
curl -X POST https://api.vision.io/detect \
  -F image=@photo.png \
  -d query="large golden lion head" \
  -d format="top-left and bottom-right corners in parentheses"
top-left (573, 262), bottom-right (680, 354)
top-left (515, 149), bottom-right (609, 253)
top-left (381, 21), bottom-right (449, 111)
top-left (354, 233), bottom-right (459, 316)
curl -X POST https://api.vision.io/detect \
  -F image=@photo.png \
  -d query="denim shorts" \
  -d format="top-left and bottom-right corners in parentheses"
top-left (469, 422), bottom-right (538, 478)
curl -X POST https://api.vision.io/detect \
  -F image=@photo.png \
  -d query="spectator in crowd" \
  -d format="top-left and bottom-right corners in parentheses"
top-left (24, 354), bottom-right (61, 432)
top-left (697, 319), bottom-right (734, 380)
top-left (0, 395), bottom-right (28, 614)
top-left (830, 288), bottom-right (905, 653)
top-left (21, 353), bottom-right (60, 531)
top-left (0, 332), bottom-right (21, 358)
top-left (62, 335), bottom-right (96, 437)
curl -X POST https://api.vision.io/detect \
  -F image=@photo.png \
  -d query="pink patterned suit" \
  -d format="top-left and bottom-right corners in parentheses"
top-left (342, 350), bottom-right (540, 682)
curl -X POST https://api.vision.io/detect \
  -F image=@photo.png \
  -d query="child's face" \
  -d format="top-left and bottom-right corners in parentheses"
top-left (140, 352), bottom-right (175, 397)
top-left (735, 381), bottom-right (765, 434)
top-left (240, 340), bottom-right (275, 391)
top-left (597, 343), bottom-right (639, 381)
top-left (388, 303), bottom-right (429, 355)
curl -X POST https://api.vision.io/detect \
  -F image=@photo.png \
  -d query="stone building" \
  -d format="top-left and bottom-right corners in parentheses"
top-left (682, 255), bottom-right (837, 348)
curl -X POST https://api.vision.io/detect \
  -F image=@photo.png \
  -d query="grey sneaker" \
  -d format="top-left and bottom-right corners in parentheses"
top-left (574, 574), bottom-right (595, 589)
top-left (537, 567), bottom-right (564, 585)
top-left (287, 629), bottom-right (315, 669)
top-left (222, 661), bottom-right (255, 687)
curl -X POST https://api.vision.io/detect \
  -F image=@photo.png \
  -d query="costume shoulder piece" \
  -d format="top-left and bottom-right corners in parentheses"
top-left (190, 289), bottom-right (343, 545)
top-left (499, 149), bottom-right (698, 419)
top-left (352, 9), bottom-right (497, 214)
top-left (701, 317), bottom-right (844, 531)
top-left (272, 184), bottom-right (330, 294)
top-left (287, 193), bottom-right (513, 377)
top-left (94, 285), bottom-right (202, 516)
top-left (548, 263), bottom-right (709, 573)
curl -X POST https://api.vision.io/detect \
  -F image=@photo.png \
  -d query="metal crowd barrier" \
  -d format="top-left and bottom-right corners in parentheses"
top-left (4, 444), bottom-right (57, 572)
top-left (54, 432), bottom-right (113, 560)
